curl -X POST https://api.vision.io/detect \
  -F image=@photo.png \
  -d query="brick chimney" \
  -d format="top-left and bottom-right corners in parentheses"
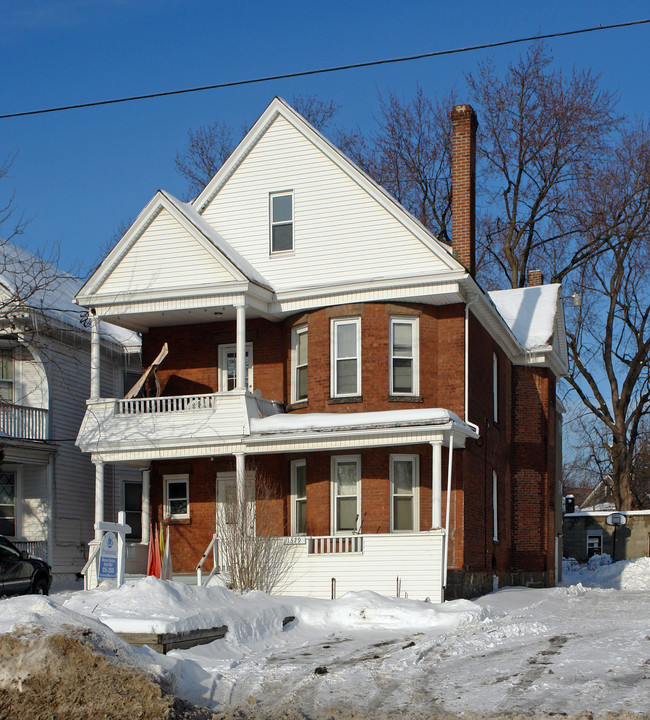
top-left (527, 269), bottom-right (544, 287)
top-left (452, 104), bottom-right (478, 276)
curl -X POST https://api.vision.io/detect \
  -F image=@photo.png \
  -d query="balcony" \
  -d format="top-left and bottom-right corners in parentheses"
top-left (0, 402), bottom-right (49, 441)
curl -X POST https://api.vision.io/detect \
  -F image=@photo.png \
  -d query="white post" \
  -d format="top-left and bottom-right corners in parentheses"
top-left (117, 510), bottom-right (126, 587)
top-left (443, 434), bottom-right (455, 592)
top-left (431, 440), bottom-right (443, 529)
top-left (235, 304), bottom-right (246, 391)
top-left (90, 314), bottom-right (101, 400)
top-left (94, 460), bottom-right (104, 541)
top-left (235, 452), bottom-right (245, 499)
top-left (141, 467), bottom-right (150, 545)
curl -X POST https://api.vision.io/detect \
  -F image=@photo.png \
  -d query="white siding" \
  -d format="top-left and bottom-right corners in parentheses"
top-left (19, 464), bottom-right (48, 541)
top-left (98, 207), bottom-right (239, 296)
top-left (201, 115), bottom-right (451, 292)
top-left (14, 346), bottom-right (48, 408)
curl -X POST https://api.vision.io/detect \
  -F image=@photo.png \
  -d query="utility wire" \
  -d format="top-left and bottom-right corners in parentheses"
top-left (2, 18), bottom-right (649, 121)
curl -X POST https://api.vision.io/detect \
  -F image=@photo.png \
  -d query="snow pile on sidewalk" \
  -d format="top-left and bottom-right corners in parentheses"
top-left (560, 555), bottom-right (650, 590)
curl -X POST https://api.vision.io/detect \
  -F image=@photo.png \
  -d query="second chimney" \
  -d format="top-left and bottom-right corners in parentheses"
top-left (527, 269), bottom-right (544, 287)
top-left (452, 104), bottom-right (478, 276)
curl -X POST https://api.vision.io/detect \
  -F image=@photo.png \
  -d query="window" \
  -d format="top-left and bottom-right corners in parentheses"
top-left (493, 352), bottom-right (499, 424)
top-left (270, 192), bottom-right (293, 252)
top-left (218, 343), bottom-right (253, 392)
top-left (291, 460), bottom-right (307, 535)
top-left (164, 475), bottom-right (189, 520)
top-left (492, 470), bottom-right (499, 542)
top-left (124, 481), bottom-right (142, 541)
top-left (390, 455), bottom-right (419, 532)
top-left (332, 456), bottom-right (360, 533)
top-left (390, 318), bottom-right (418, 395)
top-left (0, 350), bottom-right (13, 403)
top-left (587, 531), bottom-right (603, 557)
top-left (331, 318), bottom-right (361, 397)
top-left (0, 471), bottom-right (16, 536)
top-left (292, 326), bottom-right (308, 403)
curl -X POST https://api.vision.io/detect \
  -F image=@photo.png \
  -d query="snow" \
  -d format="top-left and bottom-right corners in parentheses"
top-left (250, 407), bottom-right (478, 437)
top-left (1, 558), bottom-right (648, 717)
top-left (489, 284), bottom-right (560, 350)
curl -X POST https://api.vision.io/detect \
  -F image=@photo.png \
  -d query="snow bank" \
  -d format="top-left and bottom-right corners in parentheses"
top-left (560, 555), bottom-right (650, 590)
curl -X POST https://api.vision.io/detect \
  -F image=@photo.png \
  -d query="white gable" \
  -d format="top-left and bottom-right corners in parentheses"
top-left (198, 110), bottom-right (458, 293)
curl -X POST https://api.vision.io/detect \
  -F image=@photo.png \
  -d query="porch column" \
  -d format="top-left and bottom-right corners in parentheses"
top-left (235, 452), bottom-right (245, 499)
top-left (431, 439), bottom-right (443, 529)
top-left (94, 460), bottom-right (104, 540)
top-left (141, 467), bottom-right (151, 545)
top-left (90, 314), bottom-right (101, 400)
top-left (235, 304), bottom-right (246, 391)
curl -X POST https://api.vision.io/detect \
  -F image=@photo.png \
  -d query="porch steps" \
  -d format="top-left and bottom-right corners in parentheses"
top-left (117, 625), bottom-right (228, 654)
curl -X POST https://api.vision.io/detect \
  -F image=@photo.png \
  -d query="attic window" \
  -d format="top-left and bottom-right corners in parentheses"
top-left (270, 192), bottom-right (293, 253)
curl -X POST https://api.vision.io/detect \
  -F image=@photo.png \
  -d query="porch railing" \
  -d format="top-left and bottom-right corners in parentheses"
top-left (13, 540), bottom-right (48, 560)
top-left (308, 536), bottom-right (364, 554)
top-left (0, 403), bottom-right (48, 440)
top-left (117, 393), bottom-right (218, 415)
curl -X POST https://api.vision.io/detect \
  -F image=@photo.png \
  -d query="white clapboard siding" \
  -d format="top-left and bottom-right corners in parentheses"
top-left (201, 115), bottom-right (451, 292)
top-left (14, 346), bottom-right (48, 409)
top-left (276, 533), bottom-right (445, 602)
top-left (98, 207), bottom-right (239, 295)
top-left (19, 464), bottom-right (49, 542)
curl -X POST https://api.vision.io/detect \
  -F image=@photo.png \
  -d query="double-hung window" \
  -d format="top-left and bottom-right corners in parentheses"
top-left (164, 474), bottom-right (190, 520)
top-left (270, 192), bottom-right (293, 253)
top-left (0, 350), bottom-right (14, 403)
top-left (291, 460), bottom-right (307, 535)
top-left (390, 455), bottom-right (418, 532)
top-left (332, 456), bottom-right (360, 533)
top-left (390, 317), bottom-right (418, 395)
top-left (292, 326), bottom-right (308, 403)
top-left (331, 318), bottom-right (361, 397)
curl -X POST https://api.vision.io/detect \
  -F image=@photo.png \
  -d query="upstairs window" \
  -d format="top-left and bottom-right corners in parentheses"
top-left (0, 350), bottom-right (14, 403)
top-left (270, 192), bottom-right (293, 253)
top-left (331, 318), bottom-right (361, 397)
top-left (390, 318), bottom-right (418, 395)
top-left (292, 326), bottom-right (308, 403)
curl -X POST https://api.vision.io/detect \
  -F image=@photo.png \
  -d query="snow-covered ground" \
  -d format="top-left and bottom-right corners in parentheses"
top-left (1, 556), bottom-right (648, 718)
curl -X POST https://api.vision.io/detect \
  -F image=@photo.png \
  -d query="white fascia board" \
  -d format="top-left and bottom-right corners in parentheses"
top-left (193, 98), bottom-right (463, 274)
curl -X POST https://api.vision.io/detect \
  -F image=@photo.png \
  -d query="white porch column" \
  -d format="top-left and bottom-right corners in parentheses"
top-left (235, 304), bottom-right (246, 391)
top-left (94, 460), bottom-right (104, 541)
top-left (141, 468), bottom-right (151, 545)
top-left (431, 440), bottom-right (443, 529)
top-left (235, 452), bottom-right (245, 498)
top-left (90, 314), bottom-right (101, 400)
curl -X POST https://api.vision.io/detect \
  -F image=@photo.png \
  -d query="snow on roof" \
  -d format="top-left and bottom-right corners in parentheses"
top-left (161, 191), bottom-right (272, 290)
top-left (0, 240), bottom-right (140, 350)
top-left (250, 407), bottom-right (477, 437)
top-left (488, 284), bottom-right (560, 350)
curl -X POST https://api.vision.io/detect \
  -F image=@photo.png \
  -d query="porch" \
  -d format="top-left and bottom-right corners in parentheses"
top-left (0, 402), bottom-right (49, 441)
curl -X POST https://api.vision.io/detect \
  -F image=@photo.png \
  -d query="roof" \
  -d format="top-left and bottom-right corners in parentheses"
top-left (488, 284), bottom-right (561, 350)
top-left (0, 240), bottom-right (140, 350)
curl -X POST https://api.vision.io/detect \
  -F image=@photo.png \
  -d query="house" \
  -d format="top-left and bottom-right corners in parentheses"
top-left (75, 99), bottom-right (567, 601)
top-left (0, 241), bottom-right (140, 585)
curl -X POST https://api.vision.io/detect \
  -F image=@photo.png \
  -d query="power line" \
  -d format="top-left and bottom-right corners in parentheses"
top-left (2, 18), bottom-right (649, 121)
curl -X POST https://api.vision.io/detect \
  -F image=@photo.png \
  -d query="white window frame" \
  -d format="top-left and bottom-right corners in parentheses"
top-left (123, 480), bottom-right (143, 541)
top-left (163, 474), bottom-right (190, 520)
top-left (389, 317), bottom-right (419, 396)
top-left (290, 459), bottom-right (307, 536)
top-left (493, 352), bottom-right (499, 424)
top-left (390, 455), bottom-right (419, 532)
top-left (291, 325), bottom-right (308, 403)
top-left (0, 466), bottom-right (20, 537)
top-left (0, 349), bottom-right (14, 403)
top-left (586, 530), bottom-right (603, 557)
top-left (270, 191), bottom-right (294, 253)
top-left (492, 470), bottom-right (499, 542)
top-left (330, 455), bottom-right (361, 535)
top-left (218, 342), bottom-right (253, 392)
top-left (331, 318), bottom-right (361, 398)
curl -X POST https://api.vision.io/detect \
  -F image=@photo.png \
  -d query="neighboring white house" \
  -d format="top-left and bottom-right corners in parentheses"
top-left (0, 241), bottom-right (141, 584)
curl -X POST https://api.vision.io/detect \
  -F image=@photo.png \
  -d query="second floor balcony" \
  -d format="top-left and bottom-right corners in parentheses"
top-left (0, 402), bottom-right (49, 441)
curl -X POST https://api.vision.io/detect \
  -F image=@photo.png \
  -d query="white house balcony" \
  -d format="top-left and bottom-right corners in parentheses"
top-left (0, 402), bottom-right (49, 441)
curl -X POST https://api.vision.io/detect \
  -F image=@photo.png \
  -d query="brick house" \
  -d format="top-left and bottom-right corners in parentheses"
top-left (76, 98), bottom-right (567, 600)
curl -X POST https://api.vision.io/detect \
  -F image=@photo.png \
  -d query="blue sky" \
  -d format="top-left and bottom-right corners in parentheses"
top-left (2, 1), bottom-right (650, 276)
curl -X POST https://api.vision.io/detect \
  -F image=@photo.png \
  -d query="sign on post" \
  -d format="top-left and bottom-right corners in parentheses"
top-left (95, 511), bottom-right (131, 587)
top-left (98, 532), bottom-right (118, 579)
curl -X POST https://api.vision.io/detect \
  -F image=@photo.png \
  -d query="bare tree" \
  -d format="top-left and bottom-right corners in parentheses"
top-left (176, 94), bottom-right (341, 198)
top-left (215, 467), bottom-right (295, 593)
top-left (566, 121), bottom-right (650, 510)
top-left (0, 153), bottom-right (29, 243)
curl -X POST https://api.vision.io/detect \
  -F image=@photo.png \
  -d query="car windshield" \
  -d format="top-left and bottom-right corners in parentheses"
top-left (0, 536), bottom-right (20, 560)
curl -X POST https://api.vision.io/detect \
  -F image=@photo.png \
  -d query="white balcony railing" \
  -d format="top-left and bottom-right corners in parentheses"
top-left (116, 393), bottom-right (218, 415)
top-left (0, 403), bottom-right (48, 440)
top-left (308, 536), bottom-right (364, 554)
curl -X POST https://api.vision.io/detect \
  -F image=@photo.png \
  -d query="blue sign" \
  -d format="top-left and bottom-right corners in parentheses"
top-left (99, 532), bottom-right (118, 579)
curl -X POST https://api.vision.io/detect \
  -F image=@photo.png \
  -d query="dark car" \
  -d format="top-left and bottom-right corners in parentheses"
top-left (0, 535), bottom-right (52, 597)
